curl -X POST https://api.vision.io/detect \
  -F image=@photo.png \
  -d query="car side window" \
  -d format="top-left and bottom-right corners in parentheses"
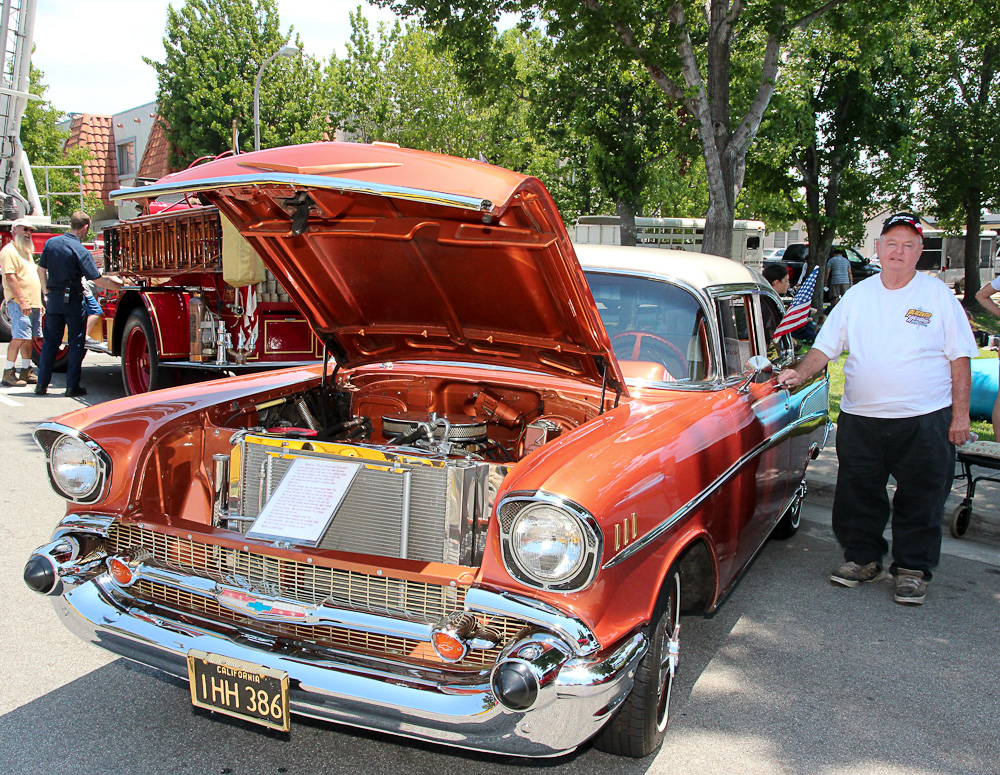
top-left (716, 295), bottom-right (757, 377)
top-left (760, 295), bottom-right (795, 365)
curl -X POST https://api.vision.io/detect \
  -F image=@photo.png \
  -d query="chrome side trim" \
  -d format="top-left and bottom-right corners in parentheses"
top-left (112, 173), bottom-right (496, 216)
top-left (33, 422), bottom-right (113, 504)
top-left (602, 409), bottom-right (829, 569)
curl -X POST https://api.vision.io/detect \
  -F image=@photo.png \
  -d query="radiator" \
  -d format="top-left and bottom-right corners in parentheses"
top-left (234, 437), bottom-right (492, 566)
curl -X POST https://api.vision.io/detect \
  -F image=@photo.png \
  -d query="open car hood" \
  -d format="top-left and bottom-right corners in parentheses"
top-left (113, 142), bottom-right (624, 391)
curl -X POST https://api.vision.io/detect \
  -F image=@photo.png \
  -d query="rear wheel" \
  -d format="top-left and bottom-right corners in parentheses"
top-left (772, 480), bottom-right (806, 540)
top-left (122, 309), bottom-right (172, 395)
top-left (594, 570), bottom-right (680, 758)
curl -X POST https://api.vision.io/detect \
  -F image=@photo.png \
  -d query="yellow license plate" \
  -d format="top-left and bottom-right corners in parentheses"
top-left (187, 650), bottom-right (290, 732)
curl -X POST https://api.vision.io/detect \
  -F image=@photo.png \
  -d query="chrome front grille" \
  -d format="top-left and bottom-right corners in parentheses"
top-left (235, 439), bottom-right (489, 565)
top-left (131, 579), bottom-right (519, 668)
top-left (108, 523), bottom-right (458, 620)
top-left (106, 524), bottom-right (530, 669)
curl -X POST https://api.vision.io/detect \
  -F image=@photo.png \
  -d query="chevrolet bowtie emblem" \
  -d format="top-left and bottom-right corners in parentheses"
top-left (216, 587), bottom-right (309, 620)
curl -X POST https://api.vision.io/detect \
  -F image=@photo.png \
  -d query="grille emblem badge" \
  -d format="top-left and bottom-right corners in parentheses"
top-left (216, 587), bottom-right (309, 620)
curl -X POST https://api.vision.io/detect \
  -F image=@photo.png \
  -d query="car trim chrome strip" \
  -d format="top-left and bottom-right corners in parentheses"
top-left (602, 409), bottom-right (828, 569)
top-left (111, 173), bottom-right (496, 215)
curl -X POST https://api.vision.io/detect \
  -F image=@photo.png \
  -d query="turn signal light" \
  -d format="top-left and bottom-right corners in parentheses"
top-left (432, 631), bottom-right (468, 663)
top-left (107, 557), bottom-right (134, 587)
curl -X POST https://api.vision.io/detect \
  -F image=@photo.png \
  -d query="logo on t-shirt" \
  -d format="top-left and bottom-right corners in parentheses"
top-left (904, 308), bottom-right (932, 327)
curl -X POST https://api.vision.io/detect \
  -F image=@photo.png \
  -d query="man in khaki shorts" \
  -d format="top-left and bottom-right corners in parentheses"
top-left (1, 218), bottom-right (43, 386)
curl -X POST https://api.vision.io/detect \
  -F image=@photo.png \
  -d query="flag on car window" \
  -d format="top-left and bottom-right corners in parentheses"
top-left (773, 266), bottom-right (819, 337)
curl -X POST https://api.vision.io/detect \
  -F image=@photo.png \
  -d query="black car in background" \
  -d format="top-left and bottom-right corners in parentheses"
top-left (766, 243), bottom-right (880, 287)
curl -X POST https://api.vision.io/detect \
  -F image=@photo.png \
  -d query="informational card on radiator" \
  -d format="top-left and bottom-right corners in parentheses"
top-left (247, 457), bottom-right (362, 547)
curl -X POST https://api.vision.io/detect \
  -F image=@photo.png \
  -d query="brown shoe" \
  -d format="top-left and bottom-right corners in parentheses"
top-left (2, 368), bottom-right (26, 387)
top-left (18, 367), bottom-right (36, 384)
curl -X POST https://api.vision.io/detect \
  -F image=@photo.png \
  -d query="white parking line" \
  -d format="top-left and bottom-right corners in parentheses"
top-left (0, 392), bottom-right (22, 406)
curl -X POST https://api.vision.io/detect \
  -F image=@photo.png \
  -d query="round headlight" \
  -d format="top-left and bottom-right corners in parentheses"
top-left (51, 435), bottom-right (99, 498)
top-left (510, 504), bottom-right (586, 583)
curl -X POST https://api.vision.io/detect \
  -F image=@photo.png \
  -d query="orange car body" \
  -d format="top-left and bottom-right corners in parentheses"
top-left (25, 142), bottom-right (829, 757)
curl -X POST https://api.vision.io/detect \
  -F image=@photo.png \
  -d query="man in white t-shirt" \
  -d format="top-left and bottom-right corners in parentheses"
top-left (777, 213), bottom-right (979, 605)
top-left (974, 277), bottom-right (1000, 432)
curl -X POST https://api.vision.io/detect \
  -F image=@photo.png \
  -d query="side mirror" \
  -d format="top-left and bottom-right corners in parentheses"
top-left (737, 355), bottom-right (773, 393)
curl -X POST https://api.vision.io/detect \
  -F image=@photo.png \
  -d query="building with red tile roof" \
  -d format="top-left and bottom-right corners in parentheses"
top-left (63, 113), bottom-right (117, 208)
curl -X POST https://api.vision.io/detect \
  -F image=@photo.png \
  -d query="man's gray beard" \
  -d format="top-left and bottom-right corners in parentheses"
top-left (14, 233), bottom-right (34, 257)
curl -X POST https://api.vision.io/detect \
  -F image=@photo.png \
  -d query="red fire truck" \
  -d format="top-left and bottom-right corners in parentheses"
top-left (90, 202), bottom-right (323, 394)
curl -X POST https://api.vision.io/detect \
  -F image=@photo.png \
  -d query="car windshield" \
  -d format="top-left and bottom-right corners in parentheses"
top-left (585, 272), bottom-right (710, 384)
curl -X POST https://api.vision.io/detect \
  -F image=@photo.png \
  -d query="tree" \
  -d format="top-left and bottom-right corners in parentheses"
top-left (915, 3), bottom-right (1000, 304)
top-left (528, 33), bottom-right (698, 244)
top-left (744, 7), bottom-right (915, 302)
top-left (145, 0), bottom-right (329, 164)
top-left (19, 64), bottom-right (101, 222)
top-left (378, 0), bottom-right (851, 258)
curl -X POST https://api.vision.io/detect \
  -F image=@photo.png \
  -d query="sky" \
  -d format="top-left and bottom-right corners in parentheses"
top-left (32, 0), bottom-right (400, 116)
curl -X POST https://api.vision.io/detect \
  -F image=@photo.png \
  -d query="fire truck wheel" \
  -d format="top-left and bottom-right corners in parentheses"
top-left (30, 336), bottom-right (70, 372)
top-left (122, 309), bottom-right (169, 395)
top-left (0, 300), bottom-right (11, 341)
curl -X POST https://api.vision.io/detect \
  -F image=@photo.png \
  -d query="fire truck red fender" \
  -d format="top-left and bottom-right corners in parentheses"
top-left (111, 290), bottom-right (189, 359)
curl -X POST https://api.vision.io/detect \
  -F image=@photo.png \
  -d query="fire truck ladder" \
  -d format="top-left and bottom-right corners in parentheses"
top-left (0, 0), bottom-right (41, 217)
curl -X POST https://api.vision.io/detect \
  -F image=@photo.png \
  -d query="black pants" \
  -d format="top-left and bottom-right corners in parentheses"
top-left (37, 292), bottom-right (86, 391)
top-left (833, 408), bottom-right (954, 579)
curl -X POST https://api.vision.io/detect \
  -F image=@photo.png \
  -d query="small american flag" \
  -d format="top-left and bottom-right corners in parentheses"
top-left (773, 266), bottom-right (819, 337)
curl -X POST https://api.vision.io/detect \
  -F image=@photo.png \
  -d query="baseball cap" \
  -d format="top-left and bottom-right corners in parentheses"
top-left (881, 212), bottom-right (923, 238)
top-left (11, 217), bottom-right (35, 230)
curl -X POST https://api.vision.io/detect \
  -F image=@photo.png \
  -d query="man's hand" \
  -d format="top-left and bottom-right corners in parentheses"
top-left (949, 413), bottom-right (973, 446)
top-left (776, 368), bottom-right (802, 388)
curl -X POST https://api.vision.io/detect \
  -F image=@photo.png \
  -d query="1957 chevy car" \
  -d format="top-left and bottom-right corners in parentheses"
top-left (23, 143), bottom-right (829, 758)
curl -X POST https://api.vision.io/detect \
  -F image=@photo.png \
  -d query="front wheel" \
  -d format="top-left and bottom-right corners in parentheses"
top-left (121, 308), bottom-right (172, 395)
top-left (594, 570), bottom-right (681, 758)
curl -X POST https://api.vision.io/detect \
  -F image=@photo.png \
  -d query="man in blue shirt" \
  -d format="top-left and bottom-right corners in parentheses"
top-left (35, 211), bottom-right (123, 396)
top-left (825, 249), bottom-right (853, 305)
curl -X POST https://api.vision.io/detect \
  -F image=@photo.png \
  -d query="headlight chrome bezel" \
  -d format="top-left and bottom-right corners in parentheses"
top-left (34, 423), bottom-right (112, 503)
top-left (497, 492), bottom-right (602, 592)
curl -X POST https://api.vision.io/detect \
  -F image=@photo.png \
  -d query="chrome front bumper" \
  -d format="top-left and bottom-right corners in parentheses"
top-left (51, 576), bottom-right (646, 757)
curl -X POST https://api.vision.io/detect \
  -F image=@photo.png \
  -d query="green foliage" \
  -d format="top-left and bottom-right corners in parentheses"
top-left (376, 0), bottom-right (851, 256)
top-left (913, 5), bottom-right (1000, 235)
top-left (744, 5), bottom-right (915, 273)
top-left (146, 0), bottom-right (329, 164)
top-left (19, 64), bottom-right (102, 222)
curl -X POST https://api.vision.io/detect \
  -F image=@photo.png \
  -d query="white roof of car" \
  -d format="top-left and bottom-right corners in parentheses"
top-left (573, 243), bottom-right (759, 289)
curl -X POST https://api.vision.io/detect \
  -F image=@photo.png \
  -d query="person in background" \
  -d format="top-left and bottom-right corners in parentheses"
top-left (82, 277), bottom-right (103, 346)
top-left (825, 249), bottom-right (853, 305)
top-left (0, 218), bottom-right (42, 386)
top-left (974, 278), bottom-right (1000, 433)
top-left (763, 262), bottom-right (817, 345)
top-left (777, 213), bottom-right (978, 605)
top-left (35, 211), bottom-right (123, 396)
top-left (762, 262), bottom-right (791, 296)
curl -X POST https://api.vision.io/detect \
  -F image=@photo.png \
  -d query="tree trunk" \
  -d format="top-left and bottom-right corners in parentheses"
top-left (963, 191), bottom-right (983, 307)
top-left (617, 199), bottom-right (637, 247)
